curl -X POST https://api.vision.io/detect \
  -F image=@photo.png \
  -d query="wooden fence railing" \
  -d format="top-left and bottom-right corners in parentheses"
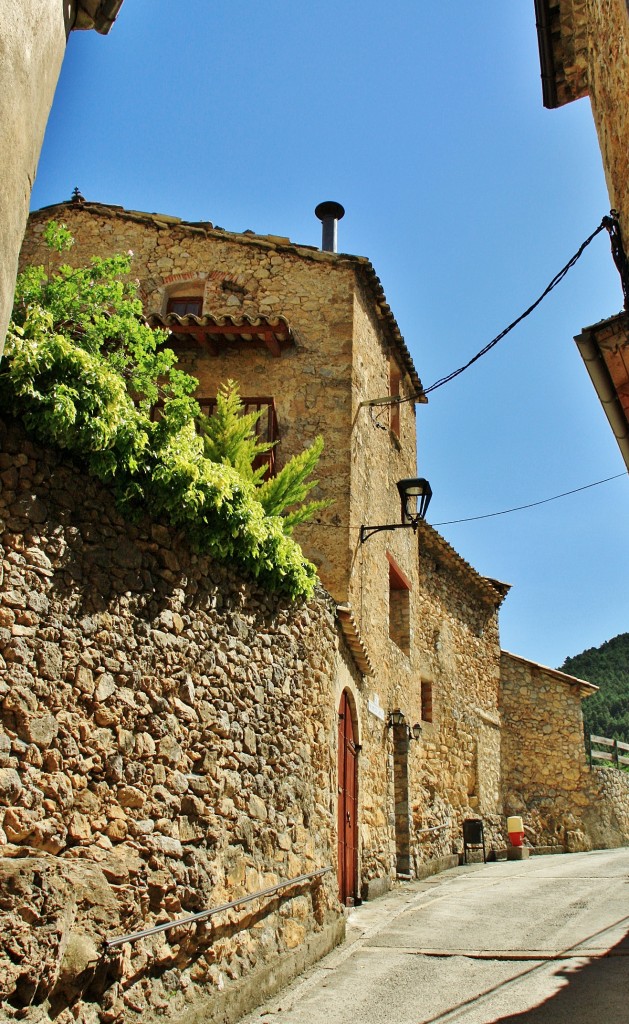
top-left (589, 734), bottom-right (629, 768)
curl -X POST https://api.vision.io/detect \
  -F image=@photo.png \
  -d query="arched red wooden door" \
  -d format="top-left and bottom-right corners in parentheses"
top-left (337, 690), bottom-right (358, 905)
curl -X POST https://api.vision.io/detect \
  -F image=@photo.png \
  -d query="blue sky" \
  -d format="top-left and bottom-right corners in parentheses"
top-left (31, 1), bottom-right (629, 668)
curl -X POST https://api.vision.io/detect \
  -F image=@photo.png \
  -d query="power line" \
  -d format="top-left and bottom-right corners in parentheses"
top-left (422, 219), bottom-right (609, 396)
top-left (430, 472), bottom-right (627, 525)
top-left (303, 471), bottom-right (627, 529)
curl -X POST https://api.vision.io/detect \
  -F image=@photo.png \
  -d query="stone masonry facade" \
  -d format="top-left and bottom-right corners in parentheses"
top-left (6, 199), bottom-right (629, 1021)
top-left (0, 416), bottom-right (344, 1024)
top-left (500, 651), bottom-right (629, 852)
top-left (538, 0), bottom-right (629, 244)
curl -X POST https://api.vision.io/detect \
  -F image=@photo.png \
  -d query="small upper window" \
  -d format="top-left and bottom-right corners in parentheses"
top-left (387, 554), bottom-right (411, 655)
top-left (421, 680), bottom-right (433, 723)
top-left (167, 296), bottom-right (203, 317)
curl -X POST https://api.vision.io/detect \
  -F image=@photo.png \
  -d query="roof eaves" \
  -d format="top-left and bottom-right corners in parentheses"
top-left (350, 257), bottom-right (425, 399)
top-left (575, 313), bottom-right (629, 473)
top-left (74, 1), bottom-right (125, 33)
top-left (534, 0), bottom-right (560, 108)
top-left (336, 604), bottom-right (373, 677)
top-left (419, 521), bottom-right (510, 607)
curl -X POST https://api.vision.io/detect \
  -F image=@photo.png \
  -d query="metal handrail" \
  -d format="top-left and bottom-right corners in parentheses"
top-left (416, 820), bottom-right (450, 836)
top-left (103, 866), bottom-right (332, 951)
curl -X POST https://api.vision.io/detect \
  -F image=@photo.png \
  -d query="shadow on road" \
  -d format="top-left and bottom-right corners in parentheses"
top-left (431, 917), bottom-right (629, 1024)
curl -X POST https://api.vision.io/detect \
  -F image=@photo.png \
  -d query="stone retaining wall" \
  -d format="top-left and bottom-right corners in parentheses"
top-left (0, 416), bottom-right (344, 1024)
top-left (582, 766), bottom-right (629, 850)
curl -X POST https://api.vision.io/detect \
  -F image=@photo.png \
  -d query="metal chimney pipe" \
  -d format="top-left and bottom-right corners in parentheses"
top-left (315, 201), bottom-right (345, 253)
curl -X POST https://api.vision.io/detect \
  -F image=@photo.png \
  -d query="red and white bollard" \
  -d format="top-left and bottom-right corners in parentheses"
top-left (506, 815), bottom-right (529, 860)
top-left (507, 815), bottom-right (524, 847)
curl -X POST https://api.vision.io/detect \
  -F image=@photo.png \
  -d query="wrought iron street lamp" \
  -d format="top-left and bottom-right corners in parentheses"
top-left (387, 708), bottom-right (406, 729)
top-left (387, 710), bottom-right (423, 741)
top-left (360, 477), bottom-right (432, 544)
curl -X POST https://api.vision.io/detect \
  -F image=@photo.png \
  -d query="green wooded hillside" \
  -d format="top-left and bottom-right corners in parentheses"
top-left (559, 632), bottom-right (629, 742)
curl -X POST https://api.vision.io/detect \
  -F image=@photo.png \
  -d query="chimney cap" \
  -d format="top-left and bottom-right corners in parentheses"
top-left (315, 201), bottom-right (345, 222)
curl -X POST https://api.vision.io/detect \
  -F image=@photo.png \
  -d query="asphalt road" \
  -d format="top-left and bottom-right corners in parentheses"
top-left (239, 848), bottom-right (629, 1024)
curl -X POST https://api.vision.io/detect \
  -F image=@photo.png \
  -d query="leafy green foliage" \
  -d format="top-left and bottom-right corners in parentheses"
top-left (199, 380), bottom-right (274, 486)
top-left (560, 632), bottom-right (629, 742)
top-left (256, 434), bottom-right (329, 531)
top-left (198, 380), bottom-right (330, 532)
top-left (0, 223), bottom-right (323, 599)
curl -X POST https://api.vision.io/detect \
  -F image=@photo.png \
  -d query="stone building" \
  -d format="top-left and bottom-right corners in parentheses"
top-left (0, 1), bottom-right (124, 358)
top-left (501, 651), bottom-right (597, 848)
top-left (5, 196), bottom-right (625, 1020)
top-left (534, 0), bottom-right (629, 469)
top-left (19, 197), bottom-right (516, 901)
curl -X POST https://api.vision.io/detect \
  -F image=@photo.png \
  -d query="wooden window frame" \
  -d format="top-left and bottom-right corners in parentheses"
top-left (389, 359), bottom-right (402, 439)
top-left (421, 680), bottom-right (433, 723)
top-left (166, 295), bottom-right (203, 317)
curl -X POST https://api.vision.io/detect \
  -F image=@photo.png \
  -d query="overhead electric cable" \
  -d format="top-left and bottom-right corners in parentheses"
top-left (422, 219), bottom-right (609, 396)
top-left (300, 471), bottom-right (626, 528)
top-left (431, 472), bottom-right (627, 526)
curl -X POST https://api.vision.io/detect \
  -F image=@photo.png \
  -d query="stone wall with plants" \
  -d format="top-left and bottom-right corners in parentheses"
top-left (0, 416), bottom-right (344, 1024)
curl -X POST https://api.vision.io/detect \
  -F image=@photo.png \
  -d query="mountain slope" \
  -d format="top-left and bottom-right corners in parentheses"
top-left (559, 632), bottom-right (629, 742)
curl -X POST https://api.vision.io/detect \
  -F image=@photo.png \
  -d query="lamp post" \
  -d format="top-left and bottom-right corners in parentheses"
top-left (360, 477), bottom-right (432, 544)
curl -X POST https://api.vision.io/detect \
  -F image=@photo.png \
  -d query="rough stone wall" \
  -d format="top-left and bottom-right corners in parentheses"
top-left (500, 652), bottom-right (629, 851)
top-left (544, 0), bottom-right (629, 250)
top-left (582, 765), bottom-right (629, 849)
top-left (500, 651), bottom-right (593, 848)
top-left (0, 416), bottom-right (344, 1024)
top-left (411, 524), bottom-right (506, 867)
top-left (0, 1), bottom-right (74, 355)
top-left (585, 0), bottom-right (629, 244)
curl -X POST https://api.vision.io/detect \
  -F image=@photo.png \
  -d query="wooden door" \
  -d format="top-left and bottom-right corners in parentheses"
top-left (337, 690), bottom-right (358, 905)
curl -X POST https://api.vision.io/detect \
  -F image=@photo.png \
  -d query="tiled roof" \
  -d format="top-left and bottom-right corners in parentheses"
top-left (336, 604), bottom-right (373, 677)
top-left (30, 200), bottom-right (425, 398)
top-left (148, 312), bottom-right (294, 356)
top-left (575, 312), bottom-right (629, 472)
top-left (75, 1), bottom-right (125, 33)
top-left (501, 650), bottom-right (598, 695)
top-left (418, 521), bottom-right (511, 607)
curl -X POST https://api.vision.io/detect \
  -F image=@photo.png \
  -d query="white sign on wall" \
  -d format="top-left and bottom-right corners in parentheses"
top-left (368, 694), bottom-right (385, 722)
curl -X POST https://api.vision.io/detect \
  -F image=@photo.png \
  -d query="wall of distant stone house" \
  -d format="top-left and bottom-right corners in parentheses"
top-left (0, 416), bottom-right (344, 1024)
top-left (0, 2), bottom-right (75, 355)
top-left (586, 0), bottom-right (629, 243)
top-left (410, 525), bottom-right (506, 868)
top-left (500, 651), bottom-right (597, 849)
